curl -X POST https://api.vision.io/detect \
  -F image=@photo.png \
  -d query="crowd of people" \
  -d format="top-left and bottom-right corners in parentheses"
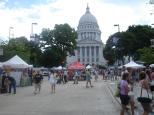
top-left (1, 65), bottom-right (154, 115)
top-left (116, 66), bottom-right (154, 115)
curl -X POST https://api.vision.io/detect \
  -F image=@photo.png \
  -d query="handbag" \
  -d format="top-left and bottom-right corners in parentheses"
top-left (137, 85), bottom-right (152, 103)
top-left (137, 85), bottom-right (152, 112)
top-left (114, 81), bottom-right (120, 97)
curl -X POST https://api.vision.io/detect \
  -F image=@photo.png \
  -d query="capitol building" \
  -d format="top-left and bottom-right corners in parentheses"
top-left (67, 5), bottom-right (106, 66)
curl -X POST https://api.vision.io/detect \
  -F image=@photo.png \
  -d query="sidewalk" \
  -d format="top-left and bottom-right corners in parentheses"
top-left (0, 77), bottom-right (121, 115)
top-left (107, 79), bottom-right (154, 115)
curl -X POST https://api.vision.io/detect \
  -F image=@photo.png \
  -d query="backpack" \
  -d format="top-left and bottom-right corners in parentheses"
top-left (34, 74), bottom-right (43, 83)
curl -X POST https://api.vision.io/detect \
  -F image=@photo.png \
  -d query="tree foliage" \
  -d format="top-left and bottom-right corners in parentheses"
top-left (104, 25), bottom-right (154, 65)
top-left (40, 23), bottom-right (77, 67)
top-left (1, 37), bottom-right (30, 62)
top-left (137, 47), bottom-right (154, 64)
top-left (28, 41), bottom-right (42, 66)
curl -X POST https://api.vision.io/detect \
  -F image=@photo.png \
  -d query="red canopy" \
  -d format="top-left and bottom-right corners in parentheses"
top-left (68, 61), bottom-right (85, 70)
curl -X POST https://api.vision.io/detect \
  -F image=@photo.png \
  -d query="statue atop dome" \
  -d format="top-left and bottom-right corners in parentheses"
top-left (86, 3), bottom-right (90, 13)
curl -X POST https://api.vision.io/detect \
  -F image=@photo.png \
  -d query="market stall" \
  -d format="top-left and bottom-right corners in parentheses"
top-left (68, 61), bottom-right (85, 80)
top-left (2, 55), bottom-right (32, 86)
top-left (124, 61), bottom-right (145, 68)
top-left (68, 61), bottom-right (85, 70)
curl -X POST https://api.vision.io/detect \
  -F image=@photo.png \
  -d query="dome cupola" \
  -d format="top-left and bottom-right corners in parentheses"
top-left (79, 5), bottom-right (97, 24)
top-left (77, 4), bottom-right (101, 41)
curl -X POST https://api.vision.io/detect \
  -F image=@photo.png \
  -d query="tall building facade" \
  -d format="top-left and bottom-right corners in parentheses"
top-left (67, 5), bottom-right (106, 66)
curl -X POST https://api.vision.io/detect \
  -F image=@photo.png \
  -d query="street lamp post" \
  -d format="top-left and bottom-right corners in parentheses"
top-left (114, 24), bottom-right (120, 32)
top-left (112, 46), bottom-right (116, 66)
top-left (30, 23), bottom-right (38, 41)
top-left (9, 27), bottom-right (14, 40)
top-left (31, 23), bottom-right (37, 36)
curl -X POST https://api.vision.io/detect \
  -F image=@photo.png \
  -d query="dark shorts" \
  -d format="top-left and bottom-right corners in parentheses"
top-left (120, 94), bottom-right (130, 105)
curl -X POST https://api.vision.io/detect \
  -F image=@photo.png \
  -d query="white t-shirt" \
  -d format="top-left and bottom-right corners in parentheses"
top-left (49, 74), bottom-right (56, 84)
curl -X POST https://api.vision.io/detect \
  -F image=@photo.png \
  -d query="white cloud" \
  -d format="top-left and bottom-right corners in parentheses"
top-left (0, 0), bottom-right (153, 43)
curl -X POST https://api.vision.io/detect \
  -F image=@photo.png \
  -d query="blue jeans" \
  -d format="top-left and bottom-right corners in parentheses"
top-left (9, 82), bottom-right (16, 94)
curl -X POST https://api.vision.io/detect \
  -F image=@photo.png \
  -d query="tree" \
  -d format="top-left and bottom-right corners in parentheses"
top-left (127, 25), bottom-right (154, 51)
top-left (28, 40), bottom-right (42, 66)
top-left (2, 37), bottom-right (30, 62)
top-left (104, 25), bottom-right (154, 65)
top-left (40, 23), bottom-right (77, 67)
top-left (137, 47), bottom-right (154, 64)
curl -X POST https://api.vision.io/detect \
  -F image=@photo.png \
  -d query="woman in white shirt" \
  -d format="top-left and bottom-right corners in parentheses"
top-left (139, 71), bottom-right (152, 115)
top-left (49, 72), bottom-right (57, 93)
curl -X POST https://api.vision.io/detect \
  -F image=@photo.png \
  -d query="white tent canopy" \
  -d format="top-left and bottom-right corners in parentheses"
top-left (0, 62), bottom-right (3, 68)
top-left (54, 66), bottom-right (63, 70)
top-left (86, 65), bottom-right (92, 69)
top-left (53, 66), bottom-right (66, 70)
top-left (150, 64), bottom-right (154, 67)
top-left (2, 55), bottom-right (31, 68)
top-left (124, 61), bottom-right (145, 68)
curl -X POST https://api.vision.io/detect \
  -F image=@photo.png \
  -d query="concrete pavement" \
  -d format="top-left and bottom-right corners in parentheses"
top-left (0, 77), bottom-right (121, 115)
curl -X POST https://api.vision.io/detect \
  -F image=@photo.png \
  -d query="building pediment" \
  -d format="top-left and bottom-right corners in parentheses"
top-left (77, 38), bottom-right (103, 45)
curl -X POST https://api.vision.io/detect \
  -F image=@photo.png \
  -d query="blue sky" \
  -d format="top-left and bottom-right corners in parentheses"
top-left (2, 0), bottom-right (47, 8)
top-left (0, 0), bottom-right (153, 43)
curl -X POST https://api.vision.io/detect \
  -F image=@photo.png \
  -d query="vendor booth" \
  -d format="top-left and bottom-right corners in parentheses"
top-left (86, 65), bottom-right (92, 69)
top-left (68, 61), bottom-right (85, 70)
top-left (2, 55), bottom-right (32, 87)
top-left (123, 61), bottom-right (145, 68)
top-left (150, 64), bottom-right (154, 68)
top-left (68, 61), bottom-right (85, 80)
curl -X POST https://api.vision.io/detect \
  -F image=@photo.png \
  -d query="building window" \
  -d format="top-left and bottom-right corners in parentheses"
top-left (96, 58), bottom-right (99, 62)
top-left (87, 58), bottom-right (89, 62)
top-left (82, 58), bottom-right (85, 62)
top-left (92, 58), bottom-right (94, 62)
top-left (82, 47), bottom-right (85, 57)
top-left (91, 46), bottom-right (94, 57)
top-left (87, 46), bottom-right (89, 56)
top-left (78, 58), bottom-right (80, 62)
top-left (77, 47), bottom-right (80, 56)
top-left (96, 46), bottom-right (99, 57)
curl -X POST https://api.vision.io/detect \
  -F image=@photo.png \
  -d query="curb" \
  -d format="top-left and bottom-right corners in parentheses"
top-left (107, 81), bottom-right (121, 105)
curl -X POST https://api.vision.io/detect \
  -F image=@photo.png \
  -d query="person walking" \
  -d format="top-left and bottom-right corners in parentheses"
top-left (49, 72), bottom-right (57, 94)
top-left (85, 69), bottom-right (93, 88)
top-left (110, 69), bottom-right (114, 81)
top-left (74, 70), bottom-right (79, 84)
top-left (139, 71), bottom-right (152, 115)
top-left (1, 72), bottom-right (8, 93)
top-left (150, 68), bottom-right (154, 81)
top-left (119, 72), bottom-right (134, 115)
top-left (6, 73), bottom-right (16, 94)
top-left (4, 77), bottom-right (10, 93)
top-left (63, 70), bottom-right (68, 84)
top-left (33, 71), bottom-right (43, 95)
top-left (94, 70), bottom-right (98, 82)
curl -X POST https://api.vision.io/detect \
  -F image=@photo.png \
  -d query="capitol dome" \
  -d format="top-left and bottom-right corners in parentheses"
top-left (67, 4), bottom-right (106, 66)
top-left (79, 5), bottom-right (98, 24)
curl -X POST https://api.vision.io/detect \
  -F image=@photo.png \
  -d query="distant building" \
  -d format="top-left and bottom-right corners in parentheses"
top-left (30, 34), bottom-right (40, 44)
top-left (67, 5), bottom-right (106, 66)
top-left (151, 39), bottom-right (154, 48)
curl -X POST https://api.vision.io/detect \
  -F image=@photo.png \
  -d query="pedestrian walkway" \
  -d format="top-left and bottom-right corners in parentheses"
top-left (107, 79), bottom-right (154, 115)
top-left (0, 77), bottom-right (120, 115)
